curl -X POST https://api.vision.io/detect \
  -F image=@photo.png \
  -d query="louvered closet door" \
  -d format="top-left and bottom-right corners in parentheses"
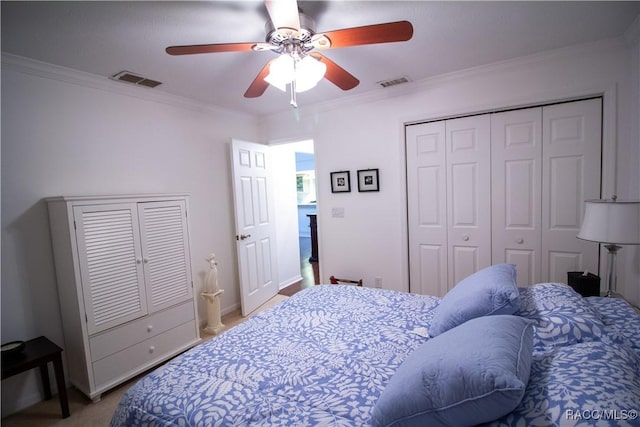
top-left (74, 204), bottom-right (147, 335)
top-left (446, 115), bottom-right (492, 288)
top-left (491, 107), bottom-right (543, 286)
top-left (406, 121), bottom-right (448, 296)
top-left (137, 200), bottom-right (193, 313)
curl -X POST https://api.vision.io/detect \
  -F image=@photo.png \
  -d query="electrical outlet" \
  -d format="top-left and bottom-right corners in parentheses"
top-left (374, 277), bottom-right (382, 288)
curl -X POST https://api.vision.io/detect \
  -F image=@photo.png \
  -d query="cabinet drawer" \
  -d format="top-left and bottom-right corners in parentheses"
top-left (92, 320), bottom-right (197, 387)
top-left (89, 300), bottom-right (195, 362)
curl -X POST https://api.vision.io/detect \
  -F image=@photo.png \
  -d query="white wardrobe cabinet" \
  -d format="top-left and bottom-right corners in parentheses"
top-left (47, 194), bottom-right (200, 401)
top-left (407, 98), bottom-right (602, 295)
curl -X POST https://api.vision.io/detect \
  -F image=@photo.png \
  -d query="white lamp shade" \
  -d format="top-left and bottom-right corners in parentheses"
top-left (577, 200), bottom-right (640, 245)
top-left (264, 55), bottom-right (294, 92)
top-left (263, 54), bottom-right (326, 93)
top-left (294, 56), bottom-right (326, 93)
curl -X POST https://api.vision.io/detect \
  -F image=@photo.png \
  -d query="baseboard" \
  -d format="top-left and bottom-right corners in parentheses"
top-left (279, 275), bottom-right (303, 290)
top-left (220, 302), bottom-right (240, 317)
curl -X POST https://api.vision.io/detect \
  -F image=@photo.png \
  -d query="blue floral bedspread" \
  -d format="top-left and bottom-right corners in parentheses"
top-left (110, 284), bottom-right (640, 426)
top-left (110, 285), bottom-right (439, 426)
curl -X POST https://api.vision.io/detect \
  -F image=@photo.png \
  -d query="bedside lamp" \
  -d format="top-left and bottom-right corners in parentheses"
top-left (577, 198), bottom-right (640, 297)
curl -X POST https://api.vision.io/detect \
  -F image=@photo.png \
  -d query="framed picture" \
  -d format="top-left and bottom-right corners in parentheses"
top-left (330, 171), bottom-right (351, 193)
top-left (357, 168), bottom-right (380, 192)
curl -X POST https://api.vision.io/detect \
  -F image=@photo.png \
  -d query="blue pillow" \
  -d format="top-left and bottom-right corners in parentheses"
top-left (371, 315), bottom-right (534, 427)
top-left (429, 264), bottom-right (520, 337)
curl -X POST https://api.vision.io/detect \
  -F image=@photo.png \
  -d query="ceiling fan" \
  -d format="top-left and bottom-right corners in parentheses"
top-left (166, 0), bottom-right (413, 106)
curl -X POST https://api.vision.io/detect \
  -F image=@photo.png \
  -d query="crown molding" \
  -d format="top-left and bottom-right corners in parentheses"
top-left (1, 52), bottom-right (257, 122)
top-left (624, 14), bottom-right (640, 46)
top-left (260, 36), bottom-right (627, 124)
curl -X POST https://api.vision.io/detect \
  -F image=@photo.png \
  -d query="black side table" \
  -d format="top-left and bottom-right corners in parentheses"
top-left (2, 336), bottom-right (70, 418)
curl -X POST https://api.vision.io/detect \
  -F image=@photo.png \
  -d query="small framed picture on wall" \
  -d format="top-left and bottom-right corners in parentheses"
top-left (330, 171), bottom-right (351, 193)
top-left (357, 168), bottom-right (380, 192)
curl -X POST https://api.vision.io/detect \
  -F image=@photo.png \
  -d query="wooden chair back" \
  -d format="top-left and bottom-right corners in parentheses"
top-left (329, 276), bottom-right (363, 286)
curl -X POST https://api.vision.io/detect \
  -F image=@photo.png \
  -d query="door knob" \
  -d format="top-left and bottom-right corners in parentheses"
top-left (462, 235), bottom-right (469, 241)
top-left (516, 237), bottom-right (524, 244)
top-left (236, 234), bottom-right (252, 241)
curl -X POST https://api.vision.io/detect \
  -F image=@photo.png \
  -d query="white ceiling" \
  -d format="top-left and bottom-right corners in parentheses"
top-left (2, 1), bottom-right (639, 117)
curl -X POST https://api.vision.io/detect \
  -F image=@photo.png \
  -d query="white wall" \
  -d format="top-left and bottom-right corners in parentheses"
top-left (260, 37), bottom-right (640, 303)
top-left (271, 143), bottom-right (303, 288)
top-left (624, 17), bottom-right (640, 306)
top-left (0, 55), bottom-right (259, 415)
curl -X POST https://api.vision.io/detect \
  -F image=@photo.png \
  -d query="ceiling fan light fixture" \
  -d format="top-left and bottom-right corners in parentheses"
top-left (294, 55), bottom-right (326, 93)
top-left (264, 54), bottom-right (326, 94)
top-left (264, 54), bottom-right (295, 92)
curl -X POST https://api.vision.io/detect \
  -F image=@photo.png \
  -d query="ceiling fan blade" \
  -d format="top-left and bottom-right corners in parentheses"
top-left (319, 21), bottom-right (413, 49)
top-left (310, 53), bottom-right (359, 91)
top-left (265, 0), bottom-right (300, 31)
top-left (244, 59), bottom-right (276, 98)
top-left (166, 42), bottom-right (257, 56)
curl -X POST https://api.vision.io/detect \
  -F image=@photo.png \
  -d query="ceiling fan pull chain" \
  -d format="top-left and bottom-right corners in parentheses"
top-left (290, 60), bottom-right (298, 108)
top-left (290, 80), bottom-right (298, 108)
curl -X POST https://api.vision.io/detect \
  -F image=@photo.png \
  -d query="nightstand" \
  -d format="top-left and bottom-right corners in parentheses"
top-left (1, 336), bottom-right (70, 418)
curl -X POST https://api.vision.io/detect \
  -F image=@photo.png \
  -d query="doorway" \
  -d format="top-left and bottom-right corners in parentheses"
top-left (295, 150), bottom-right (318, 288)
top-left (271, 139), bottom-right (318, 292)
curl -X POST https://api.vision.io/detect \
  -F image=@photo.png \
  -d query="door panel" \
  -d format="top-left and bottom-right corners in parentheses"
top-left (491, 107), bottom-right (542, 285)
top-left (73, 204), bottom-right (147, 335)
top-left (406, 121), bottom-right (448, 295)
top-left (231, 139), bottom-right (278, 315)
top-left (138, 200), bottom-right (193, 312)
top-left (446, 115), bottom-right (491, 290)
top-left (542, 99), bottom-right (601, 282)
top-left (451, 246), bottom-right (479, 285)
top-left (240, 177), bottom-right (256, 228)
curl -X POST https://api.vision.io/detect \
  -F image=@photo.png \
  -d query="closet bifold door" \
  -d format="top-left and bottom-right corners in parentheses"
top-left (542, 99), bottom-right (601, 282)
top-left (406, 114), bottom-right (491, 296)
top-left (491, 107), bottom-right (543, 286)
top-left (406, 121), bottom-right (448, 296)
top-left (137, 200), bottom-right (193, 313)
top-left (445, 115), bottom-right (492, 289)
top-left (73, 203), bottom-right (148, 335)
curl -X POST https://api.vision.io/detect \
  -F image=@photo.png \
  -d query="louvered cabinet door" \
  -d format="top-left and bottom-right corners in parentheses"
top-left (73, 204), bottom-right (148, 335)
top-left (137, 200), bottom-right (193, 313)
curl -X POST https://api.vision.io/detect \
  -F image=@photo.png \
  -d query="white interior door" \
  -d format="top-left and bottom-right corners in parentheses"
top-left (446, 114), bottom-right (492, 288)
top-left (406, 121), bottom-right (448, 296)
top-left (542, 99), bottom-right (601, 282)
top-left (491, 107), bottom-right (543, 285)
top-left (231, 139), bottom-right (279, 316)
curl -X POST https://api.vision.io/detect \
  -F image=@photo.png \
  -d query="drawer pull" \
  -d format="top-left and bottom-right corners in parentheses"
top-left (462, 235), bottom-right (469, 241)
top-left (147, 325), bottom-right (153, 333)
top-left (149, 346), bottom-right (155, 353)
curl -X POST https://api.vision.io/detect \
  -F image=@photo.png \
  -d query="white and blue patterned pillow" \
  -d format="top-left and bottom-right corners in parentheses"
top-left (487, 341), bottom-right (640, 426)
top-left (587, 296), bottom-right (640, 356)
top-left (516, 283), bottom-right (605, 351)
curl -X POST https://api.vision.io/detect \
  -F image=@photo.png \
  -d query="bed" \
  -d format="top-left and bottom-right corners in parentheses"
top-left (110, 264), bottom-right (640, 426)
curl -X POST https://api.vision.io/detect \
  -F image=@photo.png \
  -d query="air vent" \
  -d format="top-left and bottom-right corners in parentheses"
top-left (111, 71), bottom-right (162, 88)
top-left (378, 77), bottom-right (409, 88)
